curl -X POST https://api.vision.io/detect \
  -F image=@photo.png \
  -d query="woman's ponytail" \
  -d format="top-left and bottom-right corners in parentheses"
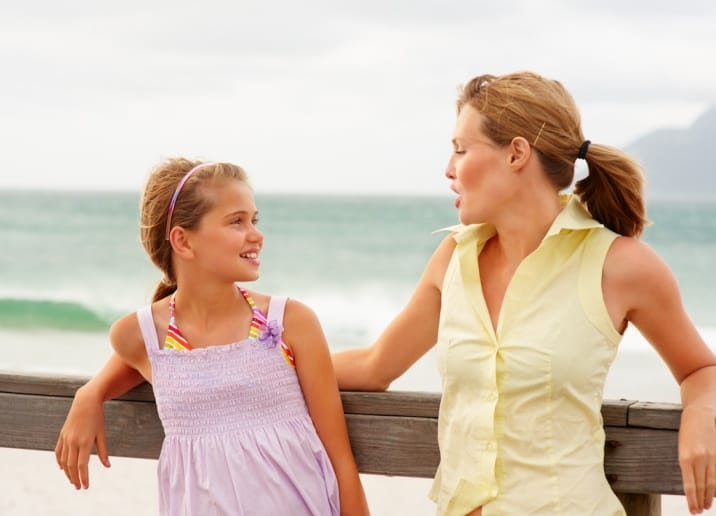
top-left (574, 143), bottom-right (647, 237)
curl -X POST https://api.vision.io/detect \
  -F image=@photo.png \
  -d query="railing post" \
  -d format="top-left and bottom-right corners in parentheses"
top-left (616, 493), bottom-right (661, 516)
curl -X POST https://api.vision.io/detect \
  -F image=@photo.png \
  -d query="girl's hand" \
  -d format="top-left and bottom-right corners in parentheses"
top-left (54, 386), bottom-right (110, 490)
top-left (679, 405), bottom-right (716, 514)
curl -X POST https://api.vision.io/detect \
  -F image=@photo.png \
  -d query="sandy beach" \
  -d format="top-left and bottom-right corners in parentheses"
top-left (0, 447), bottom-right (711, 515)
top-left (0, 447), bottom-right (438, 515)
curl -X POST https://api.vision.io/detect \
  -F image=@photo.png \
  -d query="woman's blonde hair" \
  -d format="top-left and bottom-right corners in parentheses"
top-left (139, 157), bottom-right (250, 301)
top-left (458, 72), bottom-right (647, 237)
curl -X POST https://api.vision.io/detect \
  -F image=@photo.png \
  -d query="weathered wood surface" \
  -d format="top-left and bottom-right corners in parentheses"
top-left (0, 372), bottom-right (690, 514)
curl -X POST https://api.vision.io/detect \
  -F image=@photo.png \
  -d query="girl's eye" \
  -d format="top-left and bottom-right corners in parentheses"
top-left (230, 216), bottom-right (258, 225)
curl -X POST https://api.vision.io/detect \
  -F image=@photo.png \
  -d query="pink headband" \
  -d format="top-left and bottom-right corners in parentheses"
top-left (165, 162), bottom-right (215, 240)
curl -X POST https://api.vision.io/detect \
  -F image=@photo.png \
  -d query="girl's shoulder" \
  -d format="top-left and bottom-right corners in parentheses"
top-left (108, 310), bottom-right (148, 365)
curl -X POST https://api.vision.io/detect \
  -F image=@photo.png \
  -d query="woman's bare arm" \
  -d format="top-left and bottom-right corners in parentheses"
top-left (333, 235), bottom-right (455, 390)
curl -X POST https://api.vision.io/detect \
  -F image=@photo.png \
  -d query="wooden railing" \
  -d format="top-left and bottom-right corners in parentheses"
top-left (0, 372), bottom-right (687, 515)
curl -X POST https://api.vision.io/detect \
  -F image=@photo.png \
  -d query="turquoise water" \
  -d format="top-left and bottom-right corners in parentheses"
top-left (0, 190), bottom-right (714, 378)
top-left (0, 192), bottom-right (455, 339)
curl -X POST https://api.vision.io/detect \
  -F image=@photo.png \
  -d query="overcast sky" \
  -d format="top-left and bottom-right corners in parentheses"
top-left (1, 1), bottom-right (715, 195)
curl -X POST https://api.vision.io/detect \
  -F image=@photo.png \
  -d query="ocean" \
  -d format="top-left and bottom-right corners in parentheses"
top-left (1, 189), bottom-right (715, 399)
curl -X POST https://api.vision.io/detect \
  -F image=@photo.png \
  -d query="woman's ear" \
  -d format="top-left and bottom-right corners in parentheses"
top-left (508, 136), bottom-right (531, 168)
top-left (168, 227), bottom-right (194, 258)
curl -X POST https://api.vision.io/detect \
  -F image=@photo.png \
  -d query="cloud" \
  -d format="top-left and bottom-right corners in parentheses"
top-left (1, 2), bottom-right (715, 192)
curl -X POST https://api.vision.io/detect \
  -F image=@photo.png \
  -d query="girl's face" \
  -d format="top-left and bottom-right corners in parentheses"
top-left (186, 179), bottom-right (264, 283)
top-left (445, 105), bottom-right (512, 225)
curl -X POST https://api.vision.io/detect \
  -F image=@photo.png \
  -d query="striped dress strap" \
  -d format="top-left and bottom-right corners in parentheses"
top-left (239, 287), bottom-right (267, 340)
top-left (164, 294), bottom-right (192, 351)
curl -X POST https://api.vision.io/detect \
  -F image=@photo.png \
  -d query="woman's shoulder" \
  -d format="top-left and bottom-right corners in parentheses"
top-left (606, 236), bottom-right (666, 272)
top-left (604, 235), bottom-right (678, 293)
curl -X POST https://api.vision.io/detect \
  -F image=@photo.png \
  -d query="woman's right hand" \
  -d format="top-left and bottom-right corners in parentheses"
top-left (54, 385), bottom-right (110, 490)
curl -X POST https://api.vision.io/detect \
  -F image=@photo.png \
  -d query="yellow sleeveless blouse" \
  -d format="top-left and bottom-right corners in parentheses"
top-left (429, 195), bottom-right (625, 515)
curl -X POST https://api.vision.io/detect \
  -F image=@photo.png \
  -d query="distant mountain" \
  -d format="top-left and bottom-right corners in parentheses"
top-left (625, 104), bottom-right (716, 199)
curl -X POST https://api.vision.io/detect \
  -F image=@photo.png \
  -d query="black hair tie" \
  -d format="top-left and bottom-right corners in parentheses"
top-left (577, 140), bottom-right (591, 160)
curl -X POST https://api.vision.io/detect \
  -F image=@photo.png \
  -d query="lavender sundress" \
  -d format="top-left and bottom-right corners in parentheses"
top-left (136, 294), bottom-right (340, 515)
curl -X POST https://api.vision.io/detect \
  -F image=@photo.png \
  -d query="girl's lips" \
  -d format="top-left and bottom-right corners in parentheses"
top-left (454, 195), bottom-right (461, 209)
top-left (240, 252), bottom-right (261, 266)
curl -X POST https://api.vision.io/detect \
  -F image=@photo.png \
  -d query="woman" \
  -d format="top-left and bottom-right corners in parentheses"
top-left (333, 72), bottom-right (716, 514)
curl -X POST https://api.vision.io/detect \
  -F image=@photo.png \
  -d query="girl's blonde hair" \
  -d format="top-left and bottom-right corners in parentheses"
top-left (458, 72), bottom-right (647, 237)
top-left (140, 158), bottom-right (250, 301)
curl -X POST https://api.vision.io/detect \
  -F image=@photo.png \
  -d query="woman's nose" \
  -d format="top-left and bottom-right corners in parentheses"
top-left (445, 158), bottom-right (456, 179)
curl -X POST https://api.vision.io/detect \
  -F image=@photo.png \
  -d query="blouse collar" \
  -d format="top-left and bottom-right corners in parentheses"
top-left (436, 194), bottom-right (604, 246)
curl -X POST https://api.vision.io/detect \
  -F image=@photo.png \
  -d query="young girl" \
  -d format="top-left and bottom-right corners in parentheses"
top-left (55, 158), bottom-right (369, 515)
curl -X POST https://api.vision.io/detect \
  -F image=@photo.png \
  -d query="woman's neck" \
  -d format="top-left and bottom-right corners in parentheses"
top-left (489, 192), bottom-right (562, 267)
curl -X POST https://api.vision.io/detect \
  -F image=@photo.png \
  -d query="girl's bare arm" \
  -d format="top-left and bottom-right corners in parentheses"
top-left (286, 299), bottom-right (370, 515)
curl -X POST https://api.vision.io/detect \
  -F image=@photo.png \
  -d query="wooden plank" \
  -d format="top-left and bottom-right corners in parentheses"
top-left (2, 390), bottom-right (687, 492)
top-left (0, 392), bottom-right (74, 451)
top-left (602, 399), bottom-right (636, 427)
top-left (0, 392), bottom-right (164, 459)
top-left (341, 391), bottom-right (440, 418)
top-left (0, 371), bottom-right (89, 397)
top-left (0, 373), bottom-right (684, 430)
top-left (346, 414), bottom-right (439, 478)
top-left (628, 401), bottom-right (682, 431)
top-left (119, 381), bottom-right (156, 403)
top-left (604, 426), bottom-right (682, 495)
top-left (616, 493), bottom-right (662, 516)
top-left (0, 372), bottom-right (156, 403)
top-left (0, 392), bottom-right (440, 475)
top-left (1, 372), bottom-right (700, 499)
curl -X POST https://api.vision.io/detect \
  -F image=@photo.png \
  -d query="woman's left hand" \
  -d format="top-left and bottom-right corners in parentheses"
top-left (679, 405), bottom-right (716, 514)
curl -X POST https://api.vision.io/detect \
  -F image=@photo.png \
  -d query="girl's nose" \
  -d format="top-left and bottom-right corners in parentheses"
top-left (251, 226), bottom-right (264, 242)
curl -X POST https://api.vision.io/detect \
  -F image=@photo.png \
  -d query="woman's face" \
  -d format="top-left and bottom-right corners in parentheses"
top-left (445, 105), bottom-right (512, 225)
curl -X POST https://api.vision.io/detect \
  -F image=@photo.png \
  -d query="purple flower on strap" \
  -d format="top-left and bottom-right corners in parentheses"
top-left (258, 320), bottom-right (282, 348)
